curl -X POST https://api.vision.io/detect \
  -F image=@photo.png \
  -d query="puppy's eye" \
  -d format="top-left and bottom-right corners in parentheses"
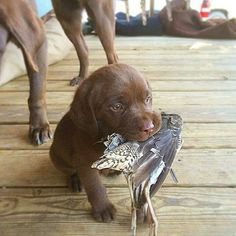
top-left (111, 103), bottom-right (123, 112)
top-left (145, 95), bottom-right (152, 104)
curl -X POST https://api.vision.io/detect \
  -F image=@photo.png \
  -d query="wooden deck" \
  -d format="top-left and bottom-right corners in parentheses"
top-left (0, 36), bottom-right (236, 236)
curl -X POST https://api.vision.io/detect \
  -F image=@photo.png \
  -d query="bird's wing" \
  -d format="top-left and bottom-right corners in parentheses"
top-left (131, 113), bottom-right (183, 205)
top-left (132, 126), bottom-right (173, 183)
top-left (133, 153), bottom-right (163, 188)
top-left (149, 114), bottom-right (183, 197)
top-left (103, 133), bottom-right (126, 154)
top-left (92, 142), bottom-right (139, 171)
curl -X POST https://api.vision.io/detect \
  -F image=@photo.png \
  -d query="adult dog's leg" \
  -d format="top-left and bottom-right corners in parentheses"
top-left (23, 38), bottom-right (52, 145)
top-left (52, 0), bottom-right (89, 85)
top-left (86, 0), bottom-right (118, 64)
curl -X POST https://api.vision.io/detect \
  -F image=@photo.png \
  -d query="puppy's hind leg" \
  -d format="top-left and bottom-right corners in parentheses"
top-left (52, 0), bottom-right (89, 86)
top-left (50, 148), bottom-right (82, 192)
top-left (70, 172), bottom-right (83, 192)
top-left (86, 0), bottom-right (118, 65)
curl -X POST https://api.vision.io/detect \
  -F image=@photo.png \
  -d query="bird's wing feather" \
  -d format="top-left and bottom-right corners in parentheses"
top-left (92, 142), bottom-right (139, 172)
top-left (149, 114), bottom-right (183, 197)
top-left (133, 155), bottom-right (163, 188)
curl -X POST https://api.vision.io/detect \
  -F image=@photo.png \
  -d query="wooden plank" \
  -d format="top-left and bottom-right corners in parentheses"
top-left (46, 64), bottom-right (236, 73)
top-left (65, 52), bottom-right (236, 60)
top-left (44, 70), bottom-right (236, 81)
top-left (86, 35), bottom-right (236, 47)
top-left (0, 123), bottom-right (236, 150)
top-left (53, 57), bottom-right (236, 66)
top-left (0, 80), bottom-right (75, 92)
top-left (1, 79), bottom-right (236, 92)
top-left (1, 105), bottom-right (236, 124)
top-left (1, 34), bottom-right (236, 236)
top-left (0, 187), bottom-right (235, 236)
top-left (10, 72), bottom-right (236, 82)
top-left (0, 149), bottom-right (235, 187)
top-left (0, 105), bottom-right (68, 124)
top-left (1, 91), bottom-right (236, 105)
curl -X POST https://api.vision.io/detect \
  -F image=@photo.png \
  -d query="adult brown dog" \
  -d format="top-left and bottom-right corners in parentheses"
top-left (51, 0), bottom-right (118, 85)
top-left (0, 0), bottom-right (52, 145)
top-left (50, 64), bottom-right (162, 222)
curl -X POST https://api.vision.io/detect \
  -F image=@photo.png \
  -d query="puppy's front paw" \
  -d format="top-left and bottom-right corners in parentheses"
top-left (92, 202), bottom-right (116, 223)
top-left (29, 123), bottom-right (53, 145)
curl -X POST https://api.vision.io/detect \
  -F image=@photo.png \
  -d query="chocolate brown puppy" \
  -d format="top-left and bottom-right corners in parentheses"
top-left (50, 64), bottom-right (162, 222)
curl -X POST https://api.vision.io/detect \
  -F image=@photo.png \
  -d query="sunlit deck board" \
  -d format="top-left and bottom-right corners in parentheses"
top-left (1, 104), bottom-right (236, 123)
top-left (0, 188), bottom-right (235, 236)
top-left (0, 149), bottom-right (235, 187)
top-left (0, 35), bottom-right (236, 236)
top-left (0, 123), bottom-right (235, 149)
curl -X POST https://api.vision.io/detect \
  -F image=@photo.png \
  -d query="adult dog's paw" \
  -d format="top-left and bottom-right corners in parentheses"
top-left (29, 123), bottom-right (53, 145)
top-left (70, 76), bottom-right (84, 86)
top-left (92, 202), bottom-right (117, 223)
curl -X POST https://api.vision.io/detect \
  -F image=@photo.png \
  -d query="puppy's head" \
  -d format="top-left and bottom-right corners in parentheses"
top-left (70, 64), bottom-right (161, 142)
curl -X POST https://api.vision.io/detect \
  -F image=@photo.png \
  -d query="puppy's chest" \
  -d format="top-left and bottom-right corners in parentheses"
top-left (93, 142), bottom-right (106, 160)
top-left (77, 142), bottom-right (106, 163)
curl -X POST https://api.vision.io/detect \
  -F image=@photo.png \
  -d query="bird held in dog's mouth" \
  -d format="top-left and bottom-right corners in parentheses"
top-left (92, 112), bottom-right (183, 236)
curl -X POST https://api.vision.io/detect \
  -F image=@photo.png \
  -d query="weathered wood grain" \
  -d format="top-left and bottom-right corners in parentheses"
top-left (0, 149), bottom-right (235, 187)
top-left (44, 70), bottom-right (236, 81)
top-left (0, 123), bottom-right (235, 150)
top-left (65, 50), bottom-right (236, 58)
top-left (86, 35), bottom-right (236, 47)
top-left (1, 105), bottom-right (236, 123)
top-left (1, 79), bottom-right (236, 91)
top-left (1, 35), bottom-right (236, 236)
top-left (0, 187), bottom-right (235, 236)
top-left (18, 68), bottom-right (233, 81)
top-left (45, 64), bottom-right (236, 73)
top-left (46, 58), bottom-right (236, 68)
top-left (1, 91), bottom-right (236, 105)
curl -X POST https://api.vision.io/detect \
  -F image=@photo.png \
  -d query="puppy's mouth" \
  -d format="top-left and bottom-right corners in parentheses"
top-left (122, 123), bottom-right (160, 142)
top-left (121, 112), bottom-right (162, 142)
top-left (138, 129), bottom-right (157, 141)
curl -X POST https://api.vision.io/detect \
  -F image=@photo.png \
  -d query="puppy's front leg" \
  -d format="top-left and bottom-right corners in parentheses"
top-left (77, 163), bottom-right (116, 222)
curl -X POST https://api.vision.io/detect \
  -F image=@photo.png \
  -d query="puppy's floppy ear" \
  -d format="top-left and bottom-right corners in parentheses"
top-left (69, 80), bottom-right (99, 138)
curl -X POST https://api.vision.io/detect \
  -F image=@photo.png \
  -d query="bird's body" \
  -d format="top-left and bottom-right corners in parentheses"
top-left (92, 113), bottom-right (183, 236)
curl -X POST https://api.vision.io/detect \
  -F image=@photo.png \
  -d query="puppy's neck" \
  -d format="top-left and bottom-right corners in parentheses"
top-left (97, 120), bottom-right (114, 141)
